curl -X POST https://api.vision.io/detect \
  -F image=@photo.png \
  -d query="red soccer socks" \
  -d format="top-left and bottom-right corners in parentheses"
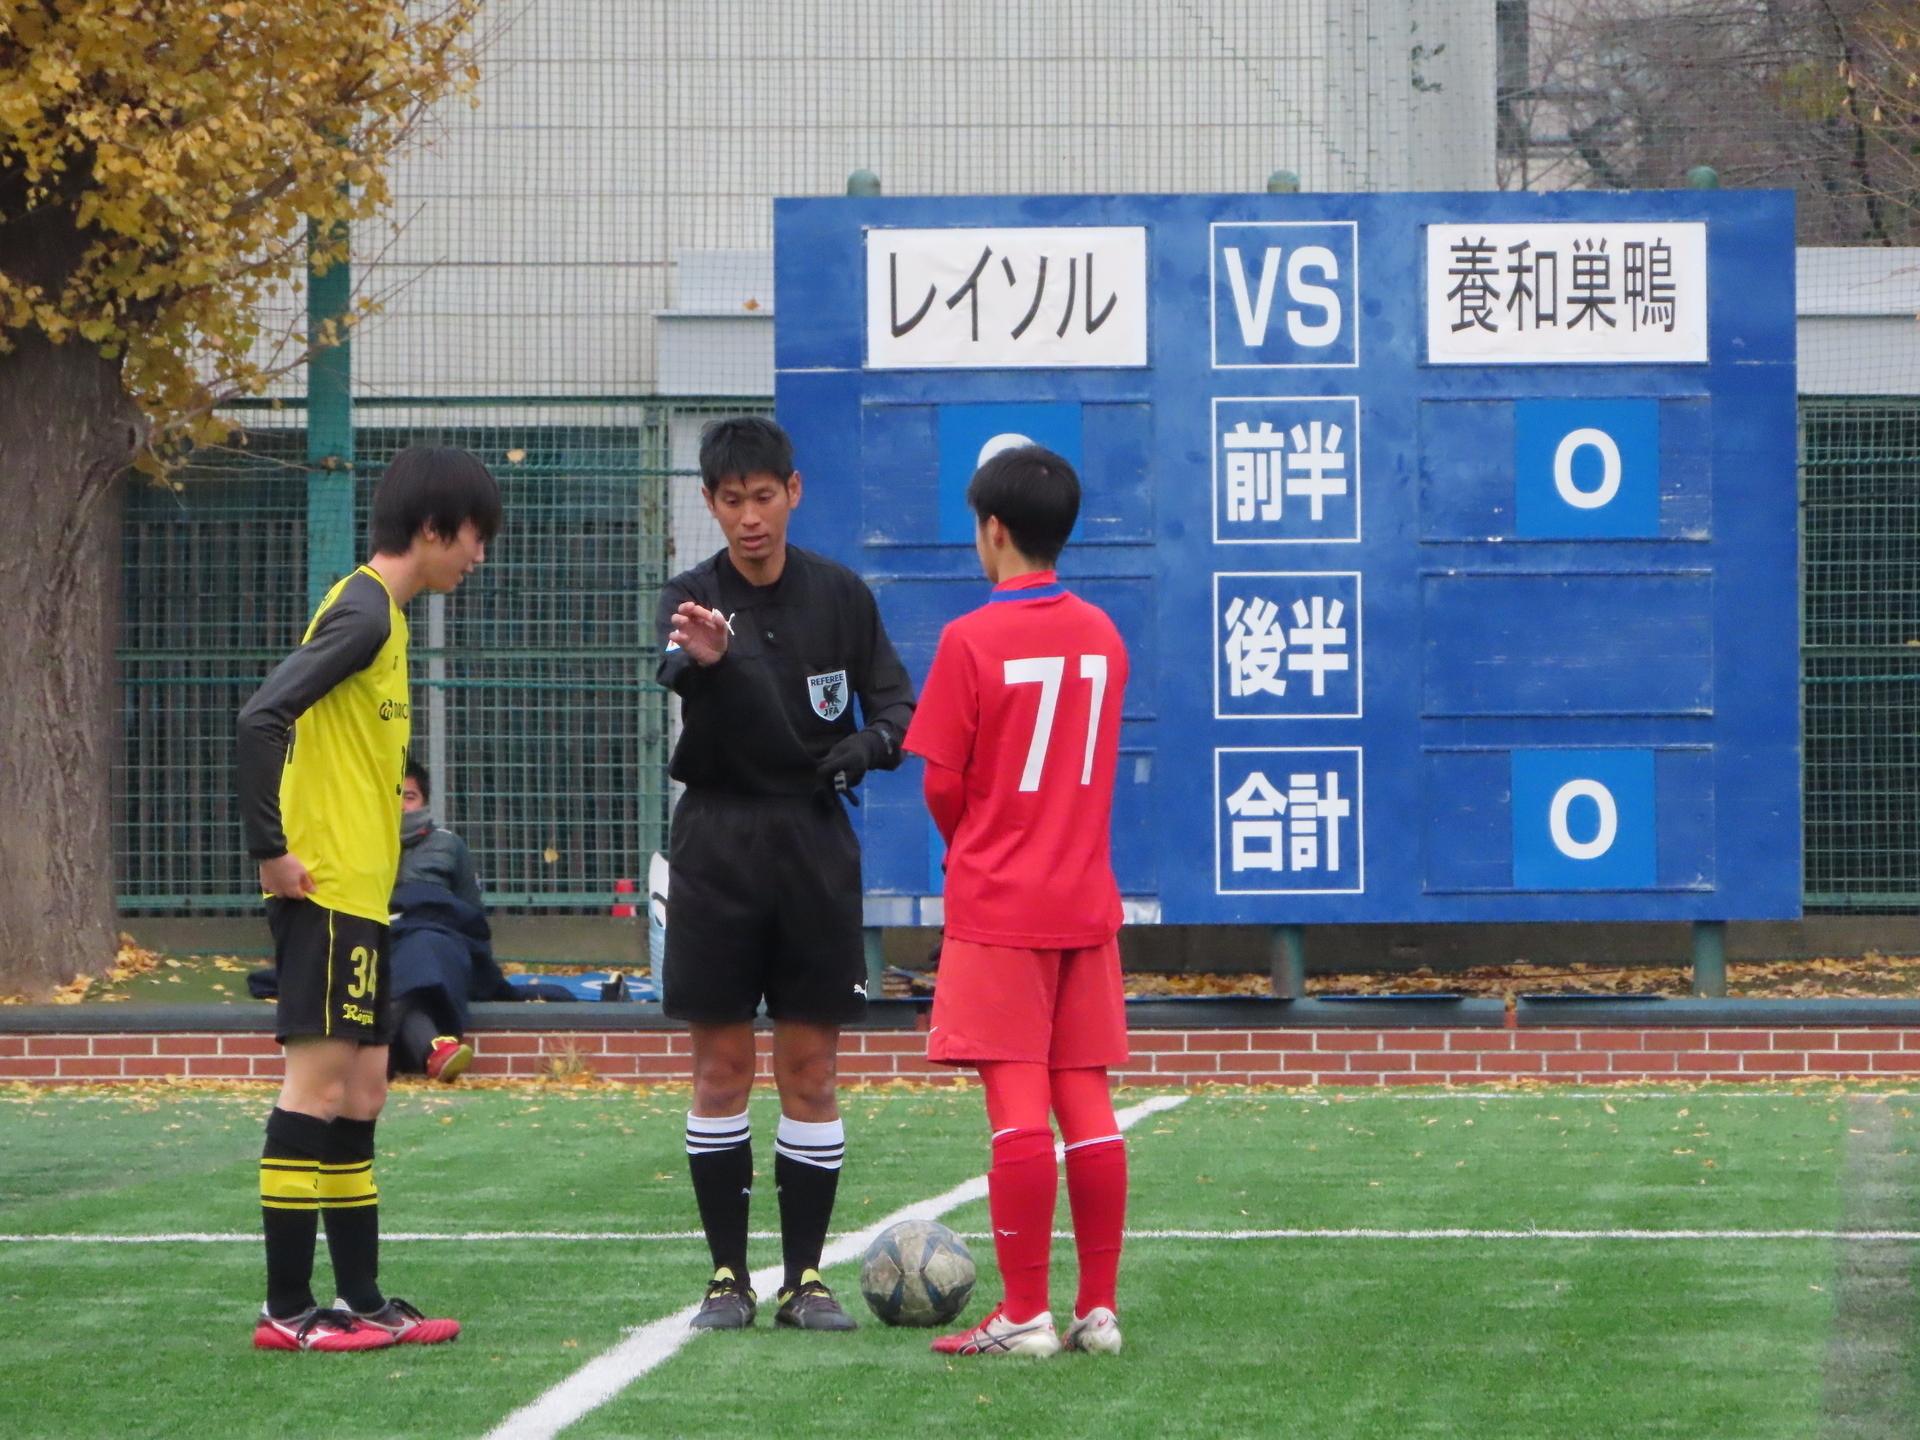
top-left (1064, 1134), bottom-right (1127, 1317)
top-left (980, 1063), bottom-right (1125, 1323)
top-left (987, 1125), bottom-right (1057, 1324)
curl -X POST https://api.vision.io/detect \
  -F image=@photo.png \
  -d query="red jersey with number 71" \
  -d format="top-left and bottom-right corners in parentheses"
top-left (904, 571), bottom-right (1130, 949)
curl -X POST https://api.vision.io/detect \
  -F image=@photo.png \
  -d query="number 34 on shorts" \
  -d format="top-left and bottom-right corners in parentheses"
top-left (341, 945), bottom-right (378, 1025)
top-left (265, 898), bottom-right (392, 1044)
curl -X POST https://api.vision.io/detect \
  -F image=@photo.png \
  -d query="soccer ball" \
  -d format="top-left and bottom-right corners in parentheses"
top-left (858, 1219), bottom-right (976, 1327)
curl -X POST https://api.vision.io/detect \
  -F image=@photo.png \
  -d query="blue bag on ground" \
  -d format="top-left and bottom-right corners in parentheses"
top-left (504, 970), bottom-right (655, 1003)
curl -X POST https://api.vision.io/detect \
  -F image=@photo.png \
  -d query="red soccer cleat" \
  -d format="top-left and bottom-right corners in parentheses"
top-left (253, 1306), bottom-right (396, 1352)
top-left (425, 1036), bottom-right (473, 1083)
top-left (930, 1304), bottom-right (1060, 1357)
top-left (339, 1296), bottom-right (462, 1345)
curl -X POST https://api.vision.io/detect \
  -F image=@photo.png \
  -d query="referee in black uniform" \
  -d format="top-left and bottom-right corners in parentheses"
top-left (658, 416), bottom-right (915, 1331)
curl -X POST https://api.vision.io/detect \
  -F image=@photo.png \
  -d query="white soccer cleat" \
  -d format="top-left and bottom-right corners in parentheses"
top-left (1061, 1306), bottom-right (1122, 1355)
top-left (930, 1304), bottom-right (1061, 1357)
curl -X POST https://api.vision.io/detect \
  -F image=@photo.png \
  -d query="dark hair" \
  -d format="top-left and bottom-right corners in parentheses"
top-left (965, 445), bottom-right (1080, 565)
top-left (699, 415), bottom-right (794, 491)
top-left (369, 447), bottom-right (503, 556)
top-left (405, 756), bottom-right (431, 802)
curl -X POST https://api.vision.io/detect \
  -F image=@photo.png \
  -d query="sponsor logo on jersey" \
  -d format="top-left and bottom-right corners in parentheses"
top-left (808, 670), bottom-right (850, 721)
top-left (379, 699), bottom-right (411, 721)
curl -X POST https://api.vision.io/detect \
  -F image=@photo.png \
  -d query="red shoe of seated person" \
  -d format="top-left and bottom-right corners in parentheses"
top-left (425, 1036), bottom-right (473, 1083)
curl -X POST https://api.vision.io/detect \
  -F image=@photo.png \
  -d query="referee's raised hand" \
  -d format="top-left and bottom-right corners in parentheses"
top-left (670, 601), bottom-right (732, 666)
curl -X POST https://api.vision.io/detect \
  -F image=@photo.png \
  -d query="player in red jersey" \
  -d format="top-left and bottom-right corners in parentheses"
top-left (904, 444), bottom-right (1131, 1359)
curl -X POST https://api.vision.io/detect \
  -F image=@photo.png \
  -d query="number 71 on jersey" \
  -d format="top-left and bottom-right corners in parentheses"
top-left (1004, 655), bottom-right (1109, 791)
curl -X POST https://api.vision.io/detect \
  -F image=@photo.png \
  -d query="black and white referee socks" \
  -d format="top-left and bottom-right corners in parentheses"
top-left (685, 1110), bottom-right (752, 1279)
top-left (686, 1111), bottom-right (847, 1290)
top-left (774, 1115), bottom-right (845, 1291)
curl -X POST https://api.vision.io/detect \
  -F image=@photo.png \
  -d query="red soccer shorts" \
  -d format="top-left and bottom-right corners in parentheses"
top-left (926, 937), bottom-right (1129, 1069)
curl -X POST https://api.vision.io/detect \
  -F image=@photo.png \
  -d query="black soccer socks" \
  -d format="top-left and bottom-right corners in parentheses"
top-left (686, 1110), bottom-right (753, 1279)
top-left (773, 1115), bottom-right (845, 1291)
top-left (319, 1116), bottom-right (384, 1314)
top-left (260, 1106), bottom-right (331, 1319)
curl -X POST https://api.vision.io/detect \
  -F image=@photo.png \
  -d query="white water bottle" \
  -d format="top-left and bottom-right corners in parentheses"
top-left (647, 850), bottom-right (669, 980)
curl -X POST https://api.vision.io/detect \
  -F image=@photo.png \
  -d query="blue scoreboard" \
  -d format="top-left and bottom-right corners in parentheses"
top-left (773, 192), bottom-right (1800, 926)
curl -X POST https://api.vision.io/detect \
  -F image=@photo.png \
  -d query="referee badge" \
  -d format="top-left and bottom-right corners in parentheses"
top-left (807, 670), bottom-right (850, 721)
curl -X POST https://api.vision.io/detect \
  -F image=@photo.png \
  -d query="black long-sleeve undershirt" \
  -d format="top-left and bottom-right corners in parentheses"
top-left (656, 546), bottom-right (915, 797)
top-left (235, 571), bottom-right (392, 860)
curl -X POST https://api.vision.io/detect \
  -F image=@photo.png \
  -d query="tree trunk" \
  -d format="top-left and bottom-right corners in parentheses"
top-left (0, 331), bottom-right (137, 996)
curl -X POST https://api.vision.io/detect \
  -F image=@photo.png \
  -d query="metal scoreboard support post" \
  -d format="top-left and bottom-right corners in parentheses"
top-left (774, 193), bottom-right (1801, 953)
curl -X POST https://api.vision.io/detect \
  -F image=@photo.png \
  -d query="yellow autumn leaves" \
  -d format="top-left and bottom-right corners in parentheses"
top-left (0, 0), bottom-right (482, 462)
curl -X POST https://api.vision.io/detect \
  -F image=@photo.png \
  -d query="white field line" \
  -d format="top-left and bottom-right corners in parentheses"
top-left (12, 1226), bottom-right (1920, 1245)
top-left (1277, 1091), bottom-right (1912, 1101)
top-left (1111, 1228), bottom-right (1920, 1241)
top-left (0, 1231), bottom-right (717, 1243)
top-left (480, 1094), bottom-right (1187, 1440)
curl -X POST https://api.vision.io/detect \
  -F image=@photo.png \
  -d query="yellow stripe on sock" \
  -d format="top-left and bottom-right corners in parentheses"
top-left (260, 1158), bottom-right (320, 1208)
top-left (316, 1161), bottom-right (378, 1207)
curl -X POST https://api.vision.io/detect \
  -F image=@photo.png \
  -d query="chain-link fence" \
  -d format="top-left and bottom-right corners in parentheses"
top-left (1502, 1), bottom-right (1920, 247)
top-left (1802, 399), bottom-right (1920, 912)
top-left (120, 439), bottom-right (309, 911)
top-left (116, 402), bottom-right (764, 914)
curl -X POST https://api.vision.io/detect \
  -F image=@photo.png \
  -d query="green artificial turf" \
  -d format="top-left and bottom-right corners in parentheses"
top-left (2, 1084), bottom-right (1913, 1439)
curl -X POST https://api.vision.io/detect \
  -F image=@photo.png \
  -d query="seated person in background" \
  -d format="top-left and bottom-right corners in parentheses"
top-left (389, 759), bottom-right (520, 1081)
top-left (398, 760), bottom-right (480, 905)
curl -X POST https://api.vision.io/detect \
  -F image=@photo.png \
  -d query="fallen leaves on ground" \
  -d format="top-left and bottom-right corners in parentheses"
top-left (35, 947), bottom-right (1920, 1006)
top-left (47, 974), bottom-right (95, 1004)
top-left (1117, 952), bottom-right (1920, 999)
top-left (108, 936), bottom-right (164, 985)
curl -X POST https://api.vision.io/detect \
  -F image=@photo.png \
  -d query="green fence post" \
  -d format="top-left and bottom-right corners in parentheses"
top-left (426, 592), bottom-right (449, 821)
top-left (1270, 924), bottom-right (1306, 998)
top-left (1692, 920), bottom-right (1727, 997)
top-left (306, 218), bottom-right (355, 614)
top-left (863, 927), bottom-right (886, 997)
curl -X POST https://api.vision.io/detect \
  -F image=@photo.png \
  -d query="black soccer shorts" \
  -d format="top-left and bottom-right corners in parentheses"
top-left (266, 897), bottom-right (393, 1046)
top-left (662, 791), bottom-right (868, 1026)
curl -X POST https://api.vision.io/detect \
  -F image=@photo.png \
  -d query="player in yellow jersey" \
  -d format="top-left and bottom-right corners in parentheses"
top-left (236, 447), bottom-right (501, 1352)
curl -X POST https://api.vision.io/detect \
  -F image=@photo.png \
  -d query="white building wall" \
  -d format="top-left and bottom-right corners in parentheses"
top-left (1797, 248), bottom-right (1920, 397)
top-left (341, 0), bottom-right (1497, 400)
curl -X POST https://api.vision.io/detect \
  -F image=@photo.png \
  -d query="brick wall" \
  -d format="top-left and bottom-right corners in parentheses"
top-left (6, 1026), bottom-right (1920, 1085)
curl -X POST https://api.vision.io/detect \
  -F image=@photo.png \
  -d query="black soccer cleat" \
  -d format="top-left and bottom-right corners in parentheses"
top-left (689, 1268), bottom-right (757, 1330)
top-left (774, 1270), bottom-right (858, 1331)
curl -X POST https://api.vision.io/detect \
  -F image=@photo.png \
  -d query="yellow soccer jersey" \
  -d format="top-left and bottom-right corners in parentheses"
top-left (236, 566), bottom-right (411, 923)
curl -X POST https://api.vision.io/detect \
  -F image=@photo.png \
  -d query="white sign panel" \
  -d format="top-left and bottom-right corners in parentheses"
top-left (1425, 222), bottom-right (1707, 365)
top-left (866, 227), bottom-right (1147, 369)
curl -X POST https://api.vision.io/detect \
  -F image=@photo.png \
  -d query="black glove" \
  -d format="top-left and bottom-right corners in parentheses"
top-left (817, 728), bottom-right (893, 805)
